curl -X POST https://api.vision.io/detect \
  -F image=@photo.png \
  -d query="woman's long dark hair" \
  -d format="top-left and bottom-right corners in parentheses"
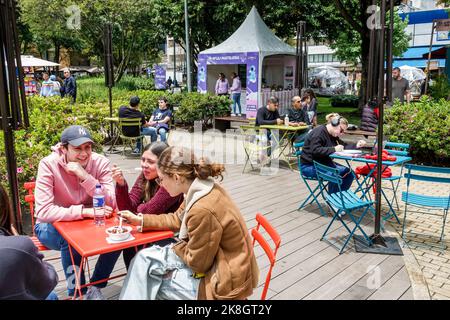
top-left (0, 184), bottom-right (14, 235)
top-left (142, 141), bottom-right (170, 202)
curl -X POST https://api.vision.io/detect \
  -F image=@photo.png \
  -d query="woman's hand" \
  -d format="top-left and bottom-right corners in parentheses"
top-left (112, 165), bottom-right (126, 186)
top-left (82, 206), bottom-right (114, 219)
top-left (335, 144), bottom-right (344, 152)
top-left (119, 210), bottom-right (142, 226)
top-left (356, 140), bottom-right (367, 148)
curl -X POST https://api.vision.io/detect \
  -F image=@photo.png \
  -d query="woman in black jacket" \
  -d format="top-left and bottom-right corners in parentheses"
top-left (300, 113), bottom-right (366, 194)
top-left (0, 184), bottom-right (58, 300)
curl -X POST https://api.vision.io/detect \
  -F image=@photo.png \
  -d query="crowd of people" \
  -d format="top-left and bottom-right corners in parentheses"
top-left (38, 68), bottom-right (77, 102)
top-left (0, 65), bottom-right (416, 300)
top-left (1, 122), bottom-right (259, 300)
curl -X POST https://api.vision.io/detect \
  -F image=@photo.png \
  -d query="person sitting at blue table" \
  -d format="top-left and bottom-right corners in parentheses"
top-left (300, 113), bottom-right (366, 194)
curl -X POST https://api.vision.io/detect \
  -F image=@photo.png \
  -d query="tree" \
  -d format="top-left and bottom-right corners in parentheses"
top-left (19, 0), bottom-right (82, 64)
top-left (316, 0), bottom-right (410, 107)
top-left (76, 0), bottom-right (165, 82)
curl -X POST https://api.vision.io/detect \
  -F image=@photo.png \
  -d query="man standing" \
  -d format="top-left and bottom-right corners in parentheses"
top-left (61, 69), bottom-right (77, 103)
top-left (392, 67), bottom-right (410, 104)
top-left (166, 76), bottom-right (173, 88)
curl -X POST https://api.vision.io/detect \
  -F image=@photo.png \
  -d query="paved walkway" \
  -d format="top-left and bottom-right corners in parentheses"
top-left (42, 130), bottom-right (450, 300)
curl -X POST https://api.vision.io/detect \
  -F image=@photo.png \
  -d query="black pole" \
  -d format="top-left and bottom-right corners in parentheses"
top-left (386, 0), bottom-right (394, 101)
top-left (299, 21), bottom-right (305, 90)
top-left (372, 0), bottom-right (386, 244)
top-left (295, 22), bottom-right (300, 89)
top-left (104, 23), bottom-right (114, 139)
top-left (0, 0), bottom-right (29, 234)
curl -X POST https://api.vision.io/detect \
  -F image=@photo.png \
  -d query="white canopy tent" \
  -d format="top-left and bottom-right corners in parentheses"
top-left (198, 6), bottom-right (296, 117)
top-left (20, 55), bottom-right (59, 67)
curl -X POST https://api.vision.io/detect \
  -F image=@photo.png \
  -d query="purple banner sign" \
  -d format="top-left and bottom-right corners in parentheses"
top-left (245, 52), bottom-right (259, 118)
top-left (197, 52), bottom-right (260, 117)
top-left (154, 64), bottom-right (166, 90)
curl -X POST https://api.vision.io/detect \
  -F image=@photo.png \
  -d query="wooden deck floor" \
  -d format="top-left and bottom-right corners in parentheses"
top-left (44, 156), bottom-right (416, 300)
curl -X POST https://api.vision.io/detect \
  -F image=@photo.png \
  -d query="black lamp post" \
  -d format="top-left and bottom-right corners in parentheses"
top-left (0, 0), bottom-right (30, 234)
top-left (354, 0), bottom-right (402, 255)
top-left (104, 23), bottom-right (114, 140)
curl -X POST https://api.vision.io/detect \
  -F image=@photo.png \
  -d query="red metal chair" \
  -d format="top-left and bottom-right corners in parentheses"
top-left (251, 213), bottom-right (281, 300)
top-left (24, 182), bottom-right (50, 252)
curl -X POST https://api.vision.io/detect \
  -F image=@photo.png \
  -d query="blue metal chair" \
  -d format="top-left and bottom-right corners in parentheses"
top-left (401, 164), bottom-right (450, 251)
top-left (293, 142), bottom-right (327, 216)
top-left (314, 161), bottom-right (374, 254)
top-left (359, 141), bottom-right (410, 223)
top-left (382, 142), bottom-right (410, 212)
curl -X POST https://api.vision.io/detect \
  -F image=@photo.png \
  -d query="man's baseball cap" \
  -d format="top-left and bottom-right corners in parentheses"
top-left (60, 125), bottom-right (94, 146)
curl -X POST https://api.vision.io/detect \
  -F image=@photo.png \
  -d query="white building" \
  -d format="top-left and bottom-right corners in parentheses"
top-left (164, 37), bottom-right (186, 84)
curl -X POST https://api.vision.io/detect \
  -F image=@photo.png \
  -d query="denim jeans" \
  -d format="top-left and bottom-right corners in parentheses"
top-left (136, 127), bottom-right (168, 151)
top-left (301, 162), bottom-right (354, 194)
top-left (35, 223), bottom-right (121, 296)
top-left (231, 92), bottom-right (241, 114)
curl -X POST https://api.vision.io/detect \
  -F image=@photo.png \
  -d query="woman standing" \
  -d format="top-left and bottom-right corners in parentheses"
top-left (120, 147), bottom-right (259, 300)
top-left (230, 72), bottom-right (242, 116)
top-left (304, 88), bottom-right (318, 127)
top-left (112, 142), bottom-right (183, 269)
top-left (215, 73), bottom-right (229, 96)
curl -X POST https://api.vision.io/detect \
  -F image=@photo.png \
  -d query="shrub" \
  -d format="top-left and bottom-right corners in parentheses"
top-left (384, 96), bottom-right (450, 165)
top-left (330, 95), bottom-right (359, 108)
top-left (175, 93), bottom-right (231, 128)
top-left (428, 75), bottom-right (450, 100)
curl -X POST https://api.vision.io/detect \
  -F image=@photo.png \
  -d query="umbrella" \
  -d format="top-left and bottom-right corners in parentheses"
top-left (308, 66), bottom-right (349, 95)
top-left (399, 65), bottom-right (426, 96)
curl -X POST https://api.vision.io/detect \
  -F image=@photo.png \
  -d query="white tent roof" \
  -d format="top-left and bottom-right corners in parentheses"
top-left (200, 6), bottom-right (295, 57)
top-left (21, 55), bottom-right (59, 67)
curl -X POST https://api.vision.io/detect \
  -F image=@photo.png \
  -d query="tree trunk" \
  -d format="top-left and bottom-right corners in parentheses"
top-left (359, 32), bottom-right (370, 109)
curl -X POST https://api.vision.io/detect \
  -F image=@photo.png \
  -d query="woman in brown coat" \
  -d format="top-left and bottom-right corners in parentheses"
top-left (120, 147), bottom-right (259, 300)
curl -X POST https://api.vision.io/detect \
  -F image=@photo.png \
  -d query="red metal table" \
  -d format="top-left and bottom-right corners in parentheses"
top-left (53, 215), bottom-right (174, 299)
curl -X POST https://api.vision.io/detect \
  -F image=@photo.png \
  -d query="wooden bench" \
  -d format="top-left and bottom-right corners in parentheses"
top-left (344, 129), bottom-right (377, 139)
top-left (213, 116), bottom-right (250, 131)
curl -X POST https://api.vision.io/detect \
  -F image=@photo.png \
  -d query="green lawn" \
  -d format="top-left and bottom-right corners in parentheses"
top-left (316, 96), bottom-right (361, 125)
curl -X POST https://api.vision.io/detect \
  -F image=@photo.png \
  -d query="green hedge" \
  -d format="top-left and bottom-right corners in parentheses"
top-left (0, 91), bottom-right (231, 197)
top-left (384, 97), bottom-right (450, 166)
top-left (330, 95), bottom-right (359, 108)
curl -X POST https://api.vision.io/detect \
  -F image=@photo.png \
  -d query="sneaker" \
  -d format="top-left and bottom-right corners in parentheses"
top-left (132, 148), bottom-right (140, 155)
top-left (83, 286), bottom-right (104, 300)
top-left (230, 113), bottom-right (236, 117)
top-left (237, 113), bottom-right (242, 117)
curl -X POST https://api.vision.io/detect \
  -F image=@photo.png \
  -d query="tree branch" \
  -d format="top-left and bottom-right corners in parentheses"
top-left (333, 0), bottom-right (364, 35)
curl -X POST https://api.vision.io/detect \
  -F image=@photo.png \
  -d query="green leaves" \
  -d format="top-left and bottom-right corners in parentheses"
top-left (384, 97), bottom-right (450, 165)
